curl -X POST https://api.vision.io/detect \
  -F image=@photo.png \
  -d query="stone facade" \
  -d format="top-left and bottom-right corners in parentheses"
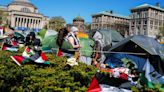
top-left (1, 0), bottom-right (49, 31)
top-left (130, 3), bottom-right (164, 38)
top-left (91, 11), bottom-right (130, 36)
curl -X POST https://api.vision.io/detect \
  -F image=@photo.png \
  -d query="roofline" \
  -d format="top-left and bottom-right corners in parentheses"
top-left (9, 10), bottom-right (44, 16)
top-left (7, 2), bottom-right (37, 9)
top-left (92, 13), bottom-right (130, 19)
top-left (130, 4), bottom-right (164, 12)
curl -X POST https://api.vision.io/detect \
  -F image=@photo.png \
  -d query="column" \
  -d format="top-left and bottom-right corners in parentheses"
top-left (11, 15), bottom-right (15, 27)
top-left (33, 19), bottom-right (36, 29)
top-left (31, 19), bottom-right (33, 28)
top-left (22, 18), bottom-right (25, 27)
top-left (36, 19), bottom-right (39, 29)
top-left (25, 18), bottom-right (27, 28)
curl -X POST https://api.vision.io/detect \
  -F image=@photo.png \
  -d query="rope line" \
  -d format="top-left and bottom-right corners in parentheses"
top-left (48, 48), bottom-right (148, 55)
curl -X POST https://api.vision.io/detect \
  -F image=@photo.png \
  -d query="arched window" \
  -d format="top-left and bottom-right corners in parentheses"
top-left (21, 8), bottom-right (31, 13)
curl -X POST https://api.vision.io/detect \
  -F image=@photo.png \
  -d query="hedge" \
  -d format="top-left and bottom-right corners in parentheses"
top-left (0, 49), bottom-right (164, 92)
top-left (0, 50), bottom-right (97, 92)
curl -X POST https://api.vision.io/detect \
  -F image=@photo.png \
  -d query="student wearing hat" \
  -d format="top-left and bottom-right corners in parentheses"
top-left (67, 26), bottom-right (81, 60)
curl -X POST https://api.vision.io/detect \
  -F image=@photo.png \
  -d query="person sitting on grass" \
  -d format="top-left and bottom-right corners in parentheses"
top-left (10, 32), bottom-right (50, 66)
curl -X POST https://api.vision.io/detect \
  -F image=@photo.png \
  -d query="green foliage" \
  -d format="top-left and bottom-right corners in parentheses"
top-left (159, 24), bottom-right (164, 36)
top-left (0, 51), bottom-right (96, 91)
top-left (49, 16), bottom-right (66, 31)
top-left (0, 9), bottom-right (9, 26)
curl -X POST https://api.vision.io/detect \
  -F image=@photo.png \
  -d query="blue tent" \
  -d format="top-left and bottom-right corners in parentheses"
top-left (108, 35), bottom-right (164, 75)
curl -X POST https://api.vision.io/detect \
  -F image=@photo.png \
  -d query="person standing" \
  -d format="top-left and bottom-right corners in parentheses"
top-left (67, 26), bottom-right (81, 60)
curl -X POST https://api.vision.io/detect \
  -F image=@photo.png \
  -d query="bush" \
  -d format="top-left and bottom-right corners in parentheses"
top-left (0, 51), bottom-right (97, 92)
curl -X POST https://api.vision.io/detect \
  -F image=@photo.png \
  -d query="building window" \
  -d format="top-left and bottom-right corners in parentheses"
top-left (21, 8), bottom-right (31, 13)
top-left (137, 12), bottom-right (140, 18)
top-left (139, 21), bottom-right (141, 24)
top-left (145, 12), bottom-right (148, 18)
top-left (144, 21), bottom-right (147, 25)
top-left (150, 20), bottom-right (153, 25)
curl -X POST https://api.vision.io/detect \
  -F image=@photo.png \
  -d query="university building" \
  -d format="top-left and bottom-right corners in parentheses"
top-left (91, 11), bottom-right (130, 36)
top-left (130, 3), bottom-right (164, 38)
top-left (0, 0), bottom-right (49, 31)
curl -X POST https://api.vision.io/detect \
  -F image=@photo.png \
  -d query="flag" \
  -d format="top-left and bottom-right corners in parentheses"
top-left (11, 56), bottom-right (29, 66)
top-left (11, 40), bottom-right (17, 46)
top-left (142, 59), bottom-right (154, 88)
top-left (22, 47), bottom-right (35, 58)
top-left (87, 76), bottom-right (101, 92)
top-left (57, 49), bottom-right (63, 57)
top-left (30, 52), bottom-right (50, 64)
top-left (11, 47), bottom-right (50, 66)
top-left (88, 73), bottom-right (132, 92)
top-left (1, 43), bottom-right (18, 52)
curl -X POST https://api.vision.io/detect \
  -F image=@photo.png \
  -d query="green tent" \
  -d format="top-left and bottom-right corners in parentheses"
top-left (41, 35), bottom-right (94, 57)
top-left (89, 29), bottom-right (123, 51)
top-left (79, 38), bottom-right (94, 57)
top-left (37, 29), bottom-right (58, 40)
top-left (41, 35), bottom-right (73, 53)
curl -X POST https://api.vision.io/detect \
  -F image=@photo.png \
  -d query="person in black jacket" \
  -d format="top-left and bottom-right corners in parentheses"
top-left (25, 32), bottom-right (41, 52)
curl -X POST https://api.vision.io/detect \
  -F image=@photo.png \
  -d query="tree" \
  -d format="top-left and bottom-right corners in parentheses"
top-left (0, 9), bottom-right (8, 26)
top-left (159, 24), bottom-right (164, 36)
top-left (49, 16), bottom-right (66, 31)
top-left (113, 22), bottom-right (129, 37)
top-left (84, 23), bottom-right (91, 31)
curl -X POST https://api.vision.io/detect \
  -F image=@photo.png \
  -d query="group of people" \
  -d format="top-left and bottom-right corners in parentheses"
top-left (56, 24), bottom-right (105, 66)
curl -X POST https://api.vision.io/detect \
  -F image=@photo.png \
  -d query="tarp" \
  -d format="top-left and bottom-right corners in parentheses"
top-left (109, 35), bottom-right (164, 75)
top-left (110, 35), bottom-right (164, 55)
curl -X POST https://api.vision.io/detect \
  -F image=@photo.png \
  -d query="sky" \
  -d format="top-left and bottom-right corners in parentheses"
top-left (1, 0), bottom-right (164, 23)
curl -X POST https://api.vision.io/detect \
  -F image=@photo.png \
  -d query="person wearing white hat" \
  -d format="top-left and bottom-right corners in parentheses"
top-left (67, 26), bottom-right (81, 60)
top-left (68, 26), bottom-right (80, 49)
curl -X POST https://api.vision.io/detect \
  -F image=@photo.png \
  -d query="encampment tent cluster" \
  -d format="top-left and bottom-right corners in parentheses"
top-left (88, 35), bottom-right (164, 91)
top-left (1, 27), bottom-right (164, 91)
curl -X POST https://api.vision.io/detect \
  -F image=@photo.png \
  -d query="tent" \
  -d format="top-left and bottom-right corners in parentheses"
top-left (13, 32), bottom-right (25, 43)
top-left (108, 35), bottom-right (164, 75)
top-left (76, 32), bottom-right (94, 64)
top-left (37, 29), bottom-right (57, 40)
top-left (41, 33), bottom-right (94, 58)
top-left (90, 29), bottom-right (123, 51)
